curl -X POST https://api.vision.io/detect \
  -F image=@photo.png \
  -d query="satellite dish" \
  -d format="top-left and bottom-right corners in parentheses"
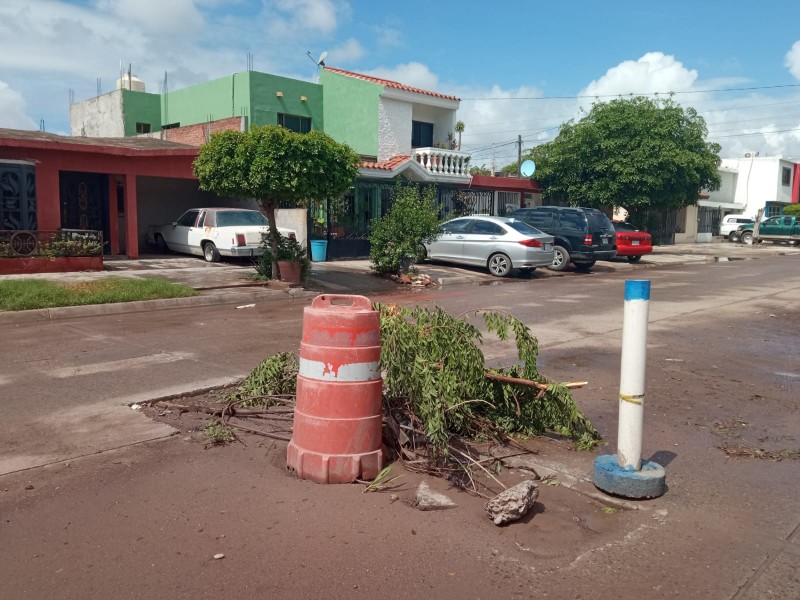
top-left (317, 51), bottom-right (328, 67)
top-left (520, 160), bottom-right (536, 177)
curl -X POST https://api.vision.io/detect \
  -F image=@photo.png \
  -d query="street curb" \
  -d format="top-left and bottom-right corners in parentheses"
top-left (0, 287), bottom-right (313, 325)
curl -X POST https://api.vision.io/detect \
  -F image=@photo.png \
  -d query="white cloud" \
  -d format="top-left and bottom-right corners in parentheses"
top-left (786, 41), bottom-right (800, 80)
top-left (268, 0), bottom-right (343, 36)
top-left (96, 0), bottom-right (205, 35)
top-left (0, 80), bottom-right (36, 129)
top-left (328, 38), bottom-right (364, 64)
top-left (366, 62), bottom-right (439, 91)
top-left (582, 52), bottom-right (699, 97)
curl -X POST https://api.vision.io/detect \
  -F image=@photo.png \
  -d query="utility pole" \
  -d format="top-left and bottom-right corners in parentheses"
top-left (517, 135), bottom-right (523, 175)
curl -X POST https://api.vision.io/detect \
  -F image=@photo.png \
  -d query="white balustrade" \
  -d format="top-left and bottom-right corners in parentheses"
top-left (413, 148), bottom-right (471, 179)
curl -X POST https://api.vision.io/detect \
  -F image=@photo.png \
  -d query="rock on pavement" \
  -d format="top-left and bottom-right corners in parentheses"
top-left (415, 481), bottom-right (457, 511)
top-left (484, 480), bottom-right (539, 525)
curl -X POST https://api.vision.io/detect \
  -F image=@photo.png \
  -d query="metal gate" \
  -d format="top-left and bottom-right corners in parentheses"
top-left (698, 206), bottom-right (721, 235)
top-left (639, 208), bottom-right (677, 245)
top-left (0, 161), bottom-right (37, 230)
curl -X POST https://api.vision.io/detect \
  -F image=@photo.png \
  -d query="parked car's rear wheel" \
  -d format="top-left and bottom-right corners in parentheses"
top-left (487, 253), bottom-right (512, 277)
top-left (627, 255), bottom-right (642, 263)
top-left (203, 242), bottom-right (221, 263)
top-left (727, 232), bottom-right (738, 241)
top-left (548, 245), bottom-right (571, 271)
top-left (574, 260), bottom-right (596, 272)
top-left (416, 244), bottom-right (428, 262)
top-left (155, 234), bottom-right (168, 254)
top-left (740, 231), bottom-right (753, 244)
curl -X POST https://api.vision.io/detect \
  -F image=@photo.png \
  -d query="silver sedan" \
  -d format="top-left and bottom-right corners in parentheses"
top-left (423, 215), bottom-right (555, 277)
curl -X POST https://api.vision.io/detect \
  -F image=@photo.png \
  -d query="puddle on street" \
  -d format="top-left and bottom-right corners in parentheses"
top-left (709, 257), bottom-right (746, 262)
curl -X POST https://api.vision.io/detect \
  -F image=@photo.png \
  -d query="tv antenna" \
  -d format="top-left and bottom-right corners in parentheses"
top-left (306, 50), bottom-right (328, 82)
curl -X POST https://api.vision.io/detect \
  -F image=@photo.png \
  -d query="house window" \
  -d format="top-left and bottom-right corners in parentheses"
top-left (497, 191), bottom-right (521, 215)
top-left (278, 113), bottom-right (311, 133)
top-left (162, 122), bottom-right (181, 130)
top-left (765, 203), bottom-right (784, 217)
top-left (782, 167), bottom-right (791, 186)
top-left (135, 122), bottom-right (151, 134)
top-left (412, 121), bottom-right (434, 148)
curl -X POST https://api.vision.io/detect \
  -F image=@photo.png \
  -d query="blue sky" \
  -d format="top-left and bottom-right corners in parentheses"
top-left (1, 0), bottom-right (799, 167)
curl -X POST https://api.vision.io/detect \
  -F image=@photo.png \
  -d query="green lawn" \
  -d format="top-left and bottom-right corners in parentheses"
top-left (0, 278), bottom-right (197, 311)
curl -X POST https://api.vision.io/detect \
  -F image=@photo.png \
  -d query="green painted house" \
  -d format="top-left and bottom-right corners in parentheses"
top-left (70, 71), bottom-right (323, 139)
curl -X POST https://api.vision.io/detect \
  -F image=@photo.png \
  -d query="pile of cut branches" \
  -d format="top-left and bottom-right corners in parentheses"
top-left (377, 304), bottom-right (601, 460)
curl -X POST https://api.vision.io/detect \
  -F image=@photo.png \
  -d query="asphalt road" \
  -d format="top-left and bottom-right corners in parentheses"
top-left (1, 254), bottom-right (799, 598)
top-left (1, 256), bottom-right (797, 475)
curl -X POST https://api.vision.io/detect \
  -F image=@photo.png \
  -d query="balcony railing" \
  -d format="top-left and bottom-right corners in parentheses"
top-left (0, 229), bottom-right (104, 258)
top-left (413, 148), bottom-right (471, 178)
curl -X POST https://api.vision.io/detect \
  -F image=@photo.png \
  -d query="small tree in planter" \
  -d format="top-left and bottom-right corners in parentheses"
top-left (369, 185), bottom-right (440, 275)
top-left (254, 232), bottom-right (310, 284)
top-left (193, 125), bottom-right (359, 280)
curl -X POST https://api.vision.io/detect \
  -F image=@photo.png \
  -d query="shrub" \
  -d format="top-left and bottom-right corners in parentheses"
top-left (369, 185), bottom-right (440, 274)
top-left (254, 232), bottom-right (310, 280)
top-left (783, 204), bottom-right (800, 216)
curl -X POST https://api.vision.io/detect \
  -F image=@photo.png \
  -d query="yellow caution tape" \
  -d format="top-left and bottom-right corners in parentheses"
top-left (619, 393), bottom-right (644, 405)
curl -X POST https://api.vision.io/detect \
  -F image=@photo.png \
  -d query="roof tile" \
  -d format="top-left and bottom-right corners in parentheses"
top-left (324, 67), bottom-right (460, 102)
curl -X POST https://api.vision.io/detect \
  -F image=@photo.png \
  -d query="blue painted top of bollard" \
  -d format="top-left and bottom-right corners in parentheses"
top-left (625, 280), bottom-right (651, 301)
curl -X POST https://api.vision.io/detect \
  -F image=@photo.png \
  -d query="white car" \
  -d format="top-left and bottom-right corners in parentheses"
top-left (146, 208), bottom-right (297, 262)
top-left (423, 215), bottom-right (555, 277)
top-left (719, 214), bottom-right (754, 239)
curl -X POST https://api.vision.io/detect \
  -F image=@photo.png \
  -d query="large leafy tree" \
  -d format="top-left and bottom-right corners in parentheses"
top-left (528, 97), bottom-right (722, 222)
top-left (193, 125), bottom-right (359, 278)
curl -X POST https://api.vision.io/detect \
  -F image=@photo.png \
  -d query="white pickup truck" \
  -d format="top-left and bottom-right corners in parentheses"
top-left (146, 207), bottom-right (297, 262)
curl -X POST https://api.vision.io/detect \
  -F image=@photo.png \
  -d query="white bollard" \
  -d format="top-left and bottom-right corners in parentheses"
top-left (616, 280), bottom-right (650, 470)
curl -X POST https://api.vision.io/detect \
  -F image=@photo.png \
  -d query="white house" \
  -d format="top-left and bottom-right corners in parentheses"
top-left (675, 154), bottom-right (799, 243)
top-left (718, 154), bottom-right (799, 218)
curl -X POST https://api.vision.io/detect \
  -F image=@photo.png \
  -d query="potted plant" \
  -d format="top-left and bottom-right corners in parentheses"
top-left (255, 232), bottom-right (310, 284)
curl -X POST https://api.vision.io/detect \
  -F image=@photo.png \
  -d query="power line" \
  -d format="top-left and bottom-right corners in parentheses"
top-left (459, 82), bottom-right (800, 102)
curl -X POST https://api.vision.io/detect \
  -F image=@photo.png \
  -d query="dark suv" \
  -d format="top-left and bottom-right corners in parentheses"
top-left (507, 206), bottom-right (617, 271)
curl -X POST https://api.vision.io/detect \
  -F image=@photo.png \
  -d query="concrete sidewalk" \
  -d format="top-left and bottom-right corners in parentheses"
top-left (0, 239), bottom-right (796, 323)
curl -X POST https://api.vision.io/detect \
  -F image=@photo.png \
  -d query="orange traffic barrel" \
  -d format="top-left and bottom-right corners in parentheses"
top-left (287, 294), bottom-right (384, 483)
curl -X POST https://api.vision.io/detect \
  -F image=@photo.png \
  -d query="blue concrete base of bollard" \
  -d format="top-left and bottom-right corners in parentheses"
top-left (593, 454), bottom-right (666, 499)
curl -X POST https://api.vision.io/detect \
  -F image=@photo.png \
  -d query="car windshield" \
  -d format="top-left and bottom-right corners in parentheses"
top-left (507, 221), bottom-right (545, 236)
top-left (613, 222), bottom-right (638, 232)
top-left (215, 211), bottom-right (269, 227)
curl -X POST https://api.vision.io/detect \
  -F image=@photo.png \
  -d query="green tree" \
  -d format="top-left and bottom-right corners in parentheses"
top-left (783, 204), bottom-right (800, 216)
top-left (528, 97), bottom-right (722, 222)
top-left (455, 120), bottom-right (465, 150)
top-left (469, 164), bottom-right (491, 176)
top-left (369, 185), bottom-right (440, 274)
top-left (193, 125), bottom-right (359, 279)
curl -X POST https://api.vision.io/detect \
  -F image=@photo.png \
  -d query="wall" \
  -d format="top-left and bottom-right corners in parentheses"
top-left (674, 205), bottom-right (699, 243)
top-left (378, 97), bottom-right (412, 160)
top-left (140, 117), bottom-right (244, 146)
top-left (320, 70), bottom-right (381, 158)
top-left (120, 90), bottom-right (162, 137)
top-left (161, 74), bottom-right (250, 128)
top-left (411, 103), bottom-right (456, 148)
top-left (70, 91), bottom-right (125, 137)
top-left (275, 208), bottom-right (308, 247)
top-left (703, 169), bottom-right (741, 211)
top-left (249, 72), bottom-right (323, 130)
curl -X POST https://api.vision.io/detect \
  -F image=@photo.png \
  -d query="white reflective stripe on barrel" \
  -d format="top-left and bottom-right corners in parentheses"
top-left (298, 358), bottom-right (381, 382)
